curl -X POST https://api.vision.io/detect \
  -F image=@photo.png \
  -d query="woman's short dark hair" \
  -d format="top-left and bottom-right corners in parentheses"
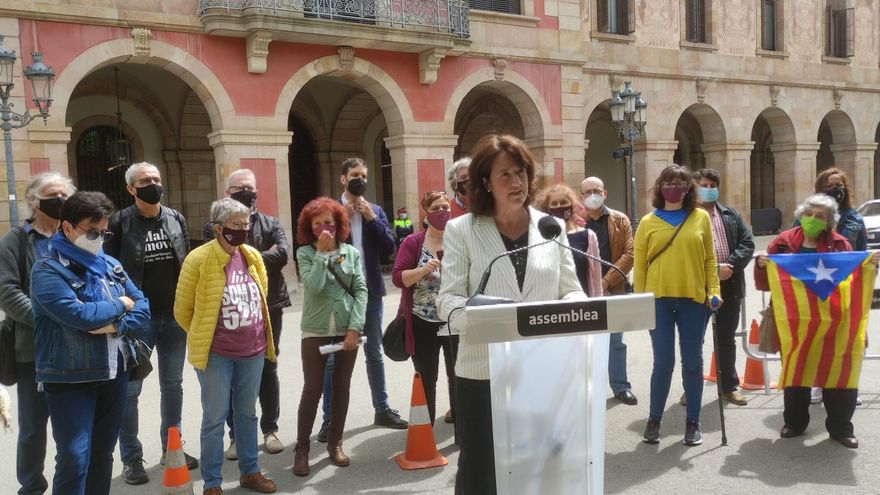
top-left (651, 165), bottom-right (697, 211)
top-left (296, 197), bottom-right (351, 245)
top-left (466, 134), bottom-right (537, 216)
top-left (60, 191), bottom-right (115, 226)
top-left (815, 167), bottom-right (852, 209)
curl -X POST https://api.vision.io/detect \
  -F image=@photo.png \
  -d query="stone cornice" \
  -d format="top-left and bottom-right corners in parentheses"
top-left (700, 142), bottom-right (756, 153)
top-left (769, 142), bottom-right (821, 153)
top-left (207, 130), bottom-right (293, 148)
top-left (26, 126), bottom-right (72, 144)
top-left (384, 134), bottom-right (459, 150)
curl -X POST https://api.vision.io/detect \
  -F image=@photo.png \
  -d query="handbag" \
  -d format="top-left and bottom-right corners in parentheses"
top-left (382, 314), bottom-right (409, 362)
top-left (758, 304), bottom-right (780, 354)
top-left (126, 336), bottom-right (154, 381)
top-left (0, 228), bottom-right (29, 386)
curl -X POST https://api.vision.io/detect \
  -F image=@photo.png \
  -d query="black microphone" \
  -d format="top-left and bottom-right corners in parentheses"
top-left (467, 232), bottom-right (554, 307)
top-left (538, 215), bottom-right (634, 294)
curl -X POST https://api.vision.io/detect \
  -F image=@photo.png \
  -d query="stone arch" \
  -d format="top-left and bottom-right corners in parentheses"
top-left (330, 92), bottom-right (384, 156)
top-left (750, 107), bottom-right (796, 218)
top-left (52, 39), bottom-right (235, 132)
top-left (273, 56), bottom-right (414, 136)
top-left (673, 103), bottom-right (727, 169)
top-left (817, 109), bottom-right (857, 146)
top-left (454, 92), bottom-right (525, 157)
top-left (584, 100), bottom-right (627, 212)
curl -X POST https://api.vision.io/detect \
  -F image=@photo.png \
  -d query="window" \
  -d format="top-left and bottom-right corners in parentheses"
top-left (685, 0), bottom-right (707, 43)
top-left (597, 0), bottom-right (635, 35)
top-left (826, 1), bottom-right (854, 58)
top-left (470, 0), bottom-right (520, 15)
top-left (761, 0), bottom-right (776, 51)
top-left (75, 125), bottom-right (132, 209)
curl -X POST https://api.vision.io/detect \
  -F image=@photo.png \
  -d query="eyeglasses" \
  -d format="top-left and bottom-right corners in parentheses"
top-left (661, 181), bottom-right (689, 188)
top-left (228, 185), bottom-right (256, 193)
top-left (222, 221), bottom-right (250, 230)
top-left (74, 225), bottom-right (113, 241)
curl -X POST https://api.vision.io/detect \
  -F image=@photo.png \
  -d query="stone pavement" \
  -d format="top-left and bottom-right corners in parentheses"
top-left (2, 236), bottom-right (880, 494)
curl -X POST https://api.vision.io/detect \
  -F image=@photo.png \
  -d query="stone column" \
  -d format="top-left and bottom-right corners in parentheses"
top-left (384, 133), bottom-right (458, 229)
top-left (524, 136), bottom-right (565, 191)
top-left (770, 142), bottom-right (820, 225)
top-left (701, 141), bottom-right (755, 222)
top-left (829, 143), bottom-right (877, 205)
top-left (633, 140), bottom-right (678, 219)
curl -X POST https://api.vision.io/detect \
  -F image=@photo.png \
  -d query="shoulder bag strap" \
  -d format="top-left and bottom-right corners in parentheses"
top-left (326, 259), bottom-right (355, 298)
top-left (647, 211), bottom-right (690, 267)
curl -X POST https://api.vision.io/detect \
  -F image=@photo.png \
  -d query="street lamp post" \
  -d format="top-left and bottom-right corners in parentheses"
top-left (609, 81), bottom-right (647, 232)
top-left (0, 35), bottom-right (55, 227)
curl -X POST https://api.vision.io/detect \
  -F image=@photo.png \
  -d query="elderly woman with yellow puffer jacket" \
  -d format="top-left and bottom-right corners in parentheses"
top-left (174, 197), bottom-right (277, 495)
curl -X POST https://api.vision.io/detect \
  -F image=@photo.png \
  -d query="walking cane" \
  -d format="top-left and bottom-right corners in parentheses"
top-left (710, 295), bottom-right (728, 446)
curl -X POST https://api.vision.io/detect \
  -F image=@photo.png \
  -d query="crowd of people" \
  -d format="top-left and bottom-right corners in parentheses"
top-left (0, 133), bottom-right (875, 495)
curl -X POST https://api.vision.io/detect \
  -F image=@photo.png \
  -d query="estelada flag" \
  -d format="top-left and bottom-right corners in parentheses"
top-left (767, 252), bottom-right (876, 389)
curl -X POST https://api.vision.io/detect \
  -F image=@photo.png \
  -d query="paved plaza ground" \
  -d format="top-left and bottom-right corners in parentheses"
top-left (2, 237), bottom-right (880, 494)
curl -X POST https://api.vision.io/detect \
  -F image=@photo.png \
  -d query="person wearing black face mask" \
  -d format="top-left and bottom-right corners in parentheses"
top-left (0, 172), bottom-right (74, 495)
top-left (202, 167), bottom-right (291, 458)
top-left (794, 168), bottom-right (867, 251)
top-left (448, 157), bottom-right (471, 219)
top-left (105, 162), bottom-right (195, 484)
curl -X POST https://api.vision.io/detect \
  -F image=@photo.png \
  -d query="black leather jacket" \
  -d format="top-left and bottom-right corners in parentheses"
top-left (105, 205), bottom-right (190, 289)
top-left (202, 209), bottom-right (291, 310)
top-left (714, 203), bottom-right (755, 300)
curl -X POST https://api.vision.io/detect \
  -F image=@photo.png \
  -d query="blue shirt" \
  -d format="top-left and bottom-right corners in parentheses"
top-left (654, 208), bottom-right (688, 227)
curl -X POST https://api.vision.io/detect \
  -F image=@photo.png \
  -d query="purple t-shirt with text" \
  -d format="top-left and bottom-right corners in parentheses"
top-left (211, 250), bottom-right (267, 358)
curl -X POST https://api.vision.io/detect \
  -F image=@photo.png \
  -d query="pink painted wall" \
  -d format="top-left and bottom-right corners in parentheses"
top-left (240, 159), bottom-right (278, 216)
top-left (29, 157), bottom-right (49, 175)
top-left (417, 158), bottom-right (446, 200)
top-left (554, 158), bottom-right (563, 182)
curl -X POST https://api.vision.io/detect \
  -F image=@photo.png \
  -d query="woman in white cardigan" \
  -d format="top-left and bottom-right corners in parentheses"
top-left (436, 134), bottom-right (585, 495)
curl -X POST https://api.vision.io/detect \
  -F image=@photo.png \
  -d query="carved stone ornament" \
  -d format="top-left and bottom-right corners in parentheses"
top-left (338, 46), bottom-right (355, 72)
top-left (418, 48), bottom-right (446, 85)
top-left (696, 78), bottom-right (709, 104)
top-left (769, 84), bottom-right (780, 107)
top-left (609, 73), bottom-right (624, 93)
top-left (131, 27), bottom-right (152, 57)
top-left (493, 57), bottom-right (508, 81)
top-left (247, 31), bottom-right (272, 74)
top-left (833, 88), bottom-right (843, 110)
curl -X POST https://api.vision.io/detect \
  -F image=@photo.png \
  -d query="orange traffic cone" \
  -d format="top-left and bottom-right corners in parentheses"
top-left (163, 426), bottom-right (194, 494)
top-left (395, 373), bottom-right (448, 470)
top-left (741, 319), bottom-right (777, 390)
top-left (704, 351), bottom-right (718, 382)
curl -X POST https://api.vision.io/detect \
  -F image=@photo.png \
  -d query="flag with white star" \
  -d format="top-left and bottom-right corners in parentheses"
top-left (767, 252), bottom-right (875, 389)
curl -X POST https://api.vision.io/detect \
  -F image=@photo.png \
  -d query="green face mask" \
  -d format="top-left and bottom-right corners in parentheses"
top-left (801, 216), bottom-right (828, 238)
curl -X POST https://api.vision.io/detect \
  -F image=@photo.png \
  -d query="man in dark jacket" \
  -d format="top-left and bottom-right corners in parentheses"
top-left (105, 162), bottom-right (195, 484)
top-left (202, 168), bottom-right (292, 458)
top-left (695, 168), bottom-right (755, 406)
top-left (318, 157), bottom-right (407, 442)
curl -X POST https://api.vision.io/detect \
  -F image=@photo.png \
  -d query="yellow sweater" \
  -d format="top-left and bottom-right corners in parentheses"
top-left (633, 208), bottom-right (721, 304)
top-left (174, 240), bottom-right (276, 370)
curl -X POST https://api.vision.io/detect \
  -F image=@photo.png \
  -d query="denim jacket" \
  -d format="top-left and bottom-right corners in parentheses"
top-left (31, 251), bottom-right (151, 383)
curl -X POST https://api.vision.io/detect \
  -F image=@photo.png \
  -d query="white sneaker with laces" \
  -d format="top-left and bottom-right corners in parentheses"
top-left (224, 440), bottom-right (238, 461)
top-left (264, 432), bottom-right (284, 454)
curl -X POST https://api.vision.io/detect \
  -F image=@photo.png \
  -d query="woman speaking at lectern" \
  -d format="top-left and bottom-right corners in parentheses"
top-left (436, 134), bottom-right (584, 495)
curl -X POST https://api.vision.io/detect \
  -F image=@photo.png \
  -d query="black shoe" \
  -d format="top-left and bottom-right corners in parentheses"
top-left (643, 418), bottom-right (660, 444)
top-left (832, 435), bottom-right (859, 449)
top-left (779, 425), bottom-right (803, 438)
top-left (683, 419), bottom-right (702, 446)
top-left (317, 423), bottom-right (330, 443)
top-left (160, 450), bottom-right (199, 470)
top-left (122, 459), bottom-right (149, 485)
top-left (374, 408), bottom-right (408, 429)
top-left (614, 390), bottom-right (638, 406)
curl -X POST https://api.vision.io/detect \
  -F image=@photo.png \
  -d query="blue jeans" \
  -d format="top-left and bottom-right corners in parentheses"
top-left (649, 298), bottom-right (708, 421)
top-left (608, 332), bottom-right (632, 394)
top-left (15, 362), bottom-right (49, 495)
top-left (323, 294), bottom-right (389, 422)
top-left (196, 353), bottom-right (264, 490)
top-left (119, 311), bottom-right (187, 460)
top-left (44, 357), bottom-right (128, 495)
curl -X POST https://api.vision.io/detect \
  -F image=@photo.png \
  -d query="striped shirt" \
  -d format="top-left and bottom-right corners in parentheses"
top-left (709, 206), bottom-right (730, 264)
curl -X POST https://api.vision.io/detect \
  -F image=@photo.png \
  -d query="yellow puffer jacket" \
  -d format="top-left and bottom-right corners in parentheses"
top-left (174, 239), bottom-right (277, 370)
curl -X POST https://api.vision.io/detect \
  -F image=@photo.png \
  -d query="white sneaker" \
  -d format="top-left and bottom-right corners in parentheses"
top-left (224, 440), bottom-right (238, 461)
top-left (264, 432), bottom-right (284, 454)
top-left (856, 395), bottom-right (863, 406)
top-left (810, 387), bottom-right (823, 405)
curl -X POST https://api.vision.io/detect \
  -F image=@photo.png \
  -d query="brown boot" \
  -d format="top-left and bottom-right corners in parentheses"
top-left (239, 472), bottom-right (277, 493)
top-left (327, 442), bottom-right (350, 467)
top-left (292, 442), bottom-right (310, 477)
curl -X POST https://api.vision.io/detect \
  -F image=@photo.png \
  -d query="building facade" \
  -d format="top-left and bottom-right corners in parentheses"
top-left (2, 0), bottom-right (879, 241)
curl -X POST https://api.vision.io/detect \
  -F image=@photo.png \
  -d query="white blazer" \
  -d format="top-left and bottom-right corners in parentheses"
top-left (437, 206), bottom-right (586, 380)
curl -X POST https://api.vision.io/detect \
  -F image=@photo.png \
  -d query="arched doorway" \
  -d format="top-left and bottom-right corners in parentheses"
top-left (75, 125), bottom-right (133, 208)
top-left (672, 104), bottom-right (726, 170)
top-left (817, 110), bottom-right (857, 172)
top-left (453, 87), bottom-right (525, 158)
top-left (584, 101), bottom-right (626, 212)
top-left (749, 107), bottom-right (796, 232)
top-left (750, 114), bottom-right (775, 209)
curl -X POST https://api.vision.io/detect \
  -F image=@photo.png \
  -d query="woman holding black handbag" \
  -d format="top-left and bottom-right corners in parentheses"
top-left (392, 191), bottom-right (456, 426)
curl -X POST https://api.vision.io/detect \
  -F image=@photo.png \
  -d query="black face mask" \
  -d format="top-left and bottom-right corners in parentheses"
top-left (231, 189), bottom-right (257, 209)
top-left (38, 197), bottom-right (64, 220)
top-left (135, 184), bottom-right (164, 205)
top-left (222, 227), bottom-right (249, 247)
top-left (346, 178), bottom-right (367, 197)
top-left (826, 185), bottom-right (846, 205)
top-left (455, 181), bottom-right (468, 195)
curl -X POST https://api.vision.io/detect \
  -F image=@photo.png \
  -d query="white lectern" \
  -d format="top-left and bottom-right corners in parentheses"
top-left (462, 293), bottom-right (655, 495)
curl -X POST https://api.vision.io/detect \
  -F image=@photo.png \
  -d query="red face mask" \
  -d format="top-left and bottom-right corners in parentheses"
top-left (313, 224), bottom-right (337, 240)
top-left (426, 210), bottom-right (451, 231)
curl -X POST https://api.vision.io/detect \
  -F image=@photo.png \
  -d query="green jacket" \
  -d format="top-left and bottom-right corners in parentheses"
top-left (297, 243), bottom-right (367, 336)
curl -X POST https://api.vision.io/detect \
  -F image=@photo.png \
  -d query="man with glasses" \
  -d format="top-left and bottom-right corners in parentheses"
top-left (105, 162), bottom-right (195, 484)
top-left (202, 168), bottom-right (291, 459)
top-left (448, 157), bottom-right (471, 219)
top-left (580, 176), bottom-right (638, 405)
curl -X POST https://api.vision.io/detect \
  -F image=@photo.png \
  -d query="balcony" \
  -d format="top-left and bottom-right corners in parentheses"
top-left (199, 0), bottom-right (471, 55)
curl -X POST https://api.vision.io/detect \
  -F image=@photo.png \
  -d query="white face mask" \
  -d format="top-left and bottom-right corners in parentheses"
top-left (584, 193), bottom-right (605, 210)
top-left (74, 233), bottom-right (103, 255)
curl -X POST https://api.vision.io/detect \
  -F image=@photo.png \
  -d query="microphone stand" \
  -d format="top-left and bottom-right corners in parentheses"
top-left (466, 239), bottom-right (555, 306)
top-left (544, 237), bottom-right (633, 294)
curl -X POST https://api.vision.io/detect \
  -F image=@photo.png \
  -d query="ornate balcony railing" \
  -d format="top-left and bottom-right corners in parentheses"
top-left (200, 0), bottom-right (470, 38)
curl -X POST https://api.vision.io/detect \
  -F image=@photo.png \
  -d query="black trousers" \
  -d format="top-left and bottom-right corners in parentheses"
top-left (228, 308), bottom-right (283, 436)
top-left (455, 377), bottom-right (495, 495)
top-left (713, 295), bottom-right (742, 393)
top-left (410, 314), bottom-right (457, 425)
top-left (783, 386), bottom-right (858, 437)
